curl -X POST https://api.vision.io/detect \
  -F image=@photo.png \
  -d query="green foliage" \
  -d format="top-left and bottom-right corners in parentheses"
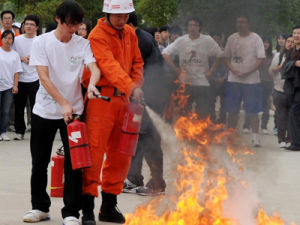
top-left (23, 0), bottom-right (61, 25)
top-left (135, 0), bottom-right (178, 27)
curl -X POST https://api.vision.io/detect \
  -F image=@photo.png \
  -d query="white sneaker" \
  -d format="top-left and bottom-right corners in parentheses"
top-left (279, 142), bottom-right (287, 148)
top-left (1, 133), bottom-right (10, 141)
top-left (243, 128), bottom-right (250, 133)
top-left (252, 134), bottom-right (261, 147)
top-left (123, 178), bottom-right (138, 193)
top-left (262, 129), bottom-right (269, 135)
top-left (14, 133), bottom-right (24, 140)
top-left (23, 209), bottom-right (50, 222)
top-left (63, 216), bottom-right (80, 225)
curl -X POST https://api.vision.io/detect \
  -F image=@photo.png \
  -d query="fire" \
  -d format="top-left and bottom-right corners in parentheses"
top-left (124, 72), bottom-right (295, 225)
top-left (124, 112), bottom-right (296, 225)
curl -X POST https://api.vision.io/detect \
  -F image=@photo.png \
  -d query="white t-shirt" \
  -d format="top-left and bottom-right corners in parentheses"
top-left (224, 32), bottom-right (265, 84)
top-left (13, 35), bottom-right (39, 83)
top-left (269, 52), bottom-right (286, 92)
top-left (0, 48), bottom-right (22, 91)
top-left (163, 34), bottom-right (222, 86)
top-left (30, 31), bottom-right (96, 120)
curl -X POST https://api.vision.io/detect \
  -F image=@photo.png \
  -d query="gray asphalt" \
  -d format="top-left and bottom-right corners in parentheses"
top-left (1, 114), bottom-right (300, 225)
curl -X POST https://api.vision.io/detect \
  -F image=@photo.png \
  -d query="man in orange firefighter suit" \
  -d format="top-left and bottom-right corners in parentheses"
top-left (81, 0), bottom-right (144, 224)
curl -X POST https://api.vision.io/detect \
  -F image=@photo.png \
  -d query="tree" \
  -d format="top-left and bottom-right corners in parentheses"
top-left (135, 0), bottom-right (178, 28)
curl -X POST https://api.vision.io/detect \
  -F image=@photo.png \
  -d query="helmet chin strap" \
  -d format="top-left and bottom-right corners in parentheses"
top-left (106, 13), bottom-right (123, 40)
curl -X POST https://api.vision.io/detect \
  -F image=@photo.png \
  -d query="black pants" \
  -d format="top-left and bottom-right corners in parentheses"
top-left (288, 89), bottom-right (300, 147)
top-left (127, 111), bottom-right (166, 189)
top-left (30, 113), bottom-right (82, 218)
top-left (14, 81), bottom-right (39, 134)
top-left (185, 85), bottom-right (213, 119)
top-left (273, 90), bottom-right (290, 143)
top-left (209, 83), bottom-right (226, 124)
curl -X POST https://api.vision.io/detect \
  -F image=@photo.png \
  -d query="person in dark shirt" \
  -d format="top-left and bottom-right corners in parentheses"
top-left (282, 26), bottom-right (300, 150)
top-left (124, 12), bottom-right (168, 195)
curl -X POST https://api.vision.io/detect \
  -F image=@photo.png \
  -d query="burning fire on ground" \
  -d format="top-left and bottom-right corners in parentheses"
top-left (125, 76), bottom-right (295, 225)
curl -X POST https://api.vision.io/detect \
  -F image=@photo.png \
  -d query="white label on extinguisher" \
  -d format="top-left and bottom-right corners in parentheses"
top-left (133, 114), bottom-right (142, 123)
top-left (51, 161), bottom-right (54, 167)
top-left (69, 131), bottom-right (82, 143)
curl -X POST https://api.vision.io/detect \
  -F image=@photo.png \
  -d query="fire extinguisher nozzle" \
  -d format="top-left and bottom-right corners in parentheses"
top-left (93, 93), bottom-right (111, 102)
top-left (98, 95), bottom-right (110, 102)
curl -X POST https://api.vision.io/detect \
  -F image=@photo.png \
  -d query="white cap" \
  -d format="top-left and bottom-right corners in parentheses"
top-left (103, 0), bottom-right (135, 14)
top-left (12, 22), bottom-right (21, 28)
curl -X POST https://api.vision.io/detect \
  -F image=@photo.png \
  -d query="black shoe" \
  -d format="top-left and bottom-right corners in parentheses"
top-left (284, 145), bottom-right (300, 151)
top-left (82, 195), bottom-right (95, 225)
top-left (82, 220), bottom-right (96, 225)
top-left (136, 186), bottom-right (165, 196)
top-left (98, 191), bottom-right (125, 224)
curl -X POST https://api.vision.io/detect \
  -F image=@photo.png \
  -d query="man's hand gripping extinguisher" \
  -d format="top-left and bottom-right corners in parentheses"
top-left (119, 101), bottom-right (144, 156)
top-left (67, 114), bottom-right (92, 170)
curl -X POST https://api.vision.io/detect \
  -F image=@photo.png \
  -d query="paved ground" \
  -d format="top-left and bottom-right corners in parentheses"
top-left (1, 112), bottom-right (300, 225)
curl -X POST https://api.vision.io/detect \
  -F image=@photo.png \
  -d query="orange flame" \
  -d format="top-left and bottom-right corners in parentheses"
top-left (125, 73), bottom-right (294, 225)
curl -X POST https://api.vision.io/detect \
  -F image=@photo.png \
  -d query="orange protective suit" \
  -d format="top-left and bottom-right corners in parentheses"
top-left (81, 18), bottom-right (144, 196)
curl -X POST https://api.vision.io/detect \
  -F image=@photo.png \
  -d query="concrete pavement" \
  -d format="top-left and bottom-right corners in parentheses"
top-left (1, 115), bottom-right (300, 225)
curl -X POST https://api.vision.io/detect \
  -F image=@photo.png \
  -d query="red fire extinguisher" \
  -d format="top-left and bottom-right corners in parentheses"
top-left (119, 102), bottom-right (144, 156)
top-left (67, 115), bottom-right (92, 170)
top-left (50, 147), bottom-right (64, 198)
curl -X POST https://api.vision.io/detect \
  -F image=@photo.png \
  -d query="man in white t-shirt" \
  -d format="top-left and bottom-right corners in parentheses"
top-left (13, 15), bottom-right (40, 140)
top-left (163, 16), bottom-right (222, 119)
top-left (22, 2), bottom-right (100, 225)
top-left (224, 16), bottom-right (265, 146)
top-left (0, 10), bottom-right (19, 46)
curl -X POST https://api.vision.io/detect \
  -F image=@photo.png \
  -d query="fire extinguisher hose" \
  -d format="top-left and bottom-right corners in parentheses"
top-left (121, 130), bottom-right (139, 135)
top-left (69, 143), bottom-right (89, 150)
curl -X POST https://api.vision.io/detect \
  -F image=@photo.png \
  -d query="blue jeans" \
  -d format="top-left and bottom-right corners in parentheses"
top-left (0, 88), bottom-right (13, 134)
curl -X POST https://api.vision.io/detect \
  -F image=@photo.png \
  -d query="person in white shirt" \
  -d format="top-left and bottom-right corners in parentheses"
top-left (163, 15), bottom-right (222, 119)
top-left (13, 15), bottom-right (40, 140)
top-left (0, 30), bottom-right (22, 141)
top-left (224, 16), bottom-right (265, 147)
top-left (0, 10), bottom-right (19, 46)
top-left (22, 2), bottom-right (101, 225)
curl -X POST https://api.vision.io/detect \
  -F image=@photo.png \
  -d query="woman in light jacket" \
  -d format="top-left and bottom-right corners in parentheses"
top-left (269, 35), bottom-right (294, 148)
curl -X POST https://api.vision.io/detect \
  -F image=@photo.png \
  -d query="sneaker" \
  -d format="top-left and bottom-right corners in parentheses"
top-left (26, 124), bottom-right (31, 132)
top-left (14, 133), bottom-right (24, 140)
top-left (251, 135), bottom-right (261, 147)
top-left (273, 128), bottom-right (278, 135)
top-left (63, 216), bottom-right (80, 225)
top-left (243, 128), bottom-right (250, 133)
top-left (136, 186), bottom-right (165, 196)
top-left (279, 142), bottom-right (287, 148)
top-left (23, 209), bottom-right (50, 222)
top-left (7, 125), bottom-right (15, 132)
top-left (123, 178), bottom-right (138, 193)
top-left (262, 129), bottom-right (269, 135)
top-left (82, 220), bottom-right (96, 225)
top-left (1, 133), bottom-right (10, 141)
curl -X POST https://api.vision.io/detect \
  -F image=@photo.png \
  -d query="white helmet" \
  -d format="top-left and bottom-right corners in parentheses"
top-left (103, 0), bottom-right (135, 14)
